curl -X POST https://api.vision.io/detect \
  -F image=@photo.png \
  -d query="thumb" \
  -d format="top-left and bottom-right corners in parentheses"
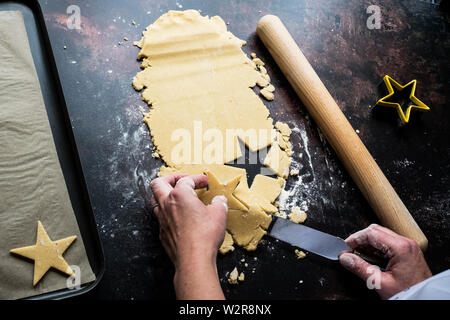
top-left (339, 252), bottom-right (374, 282)
top-left (207, 195), bottom-right (228, 222)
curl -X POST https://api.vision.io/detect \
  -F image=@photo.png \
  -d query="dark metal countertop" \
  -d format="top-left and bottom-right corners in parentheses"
top-left (38, 0), bottom-right (449, 299)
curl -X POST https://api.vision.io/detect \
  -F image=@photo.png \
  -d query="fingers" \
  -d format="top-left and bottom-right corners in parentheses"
top-left (339, 252), bottom-right (375, 282)
top-left (207, 195), bottom-right (228, 225)
top-left (209, 195), bottom-right (228, 212)
top-left (150, 196), bottom-right (161, 218)
top-left (345, 224), bottom-right (403, 258)
top-left (175, 174), bottom-right (208, 191)
top-left (162, 175), bottom-right (208, 209)
top-left (151, 174), bottom-right (207, 206)
top-left (370, 224), bottom-right (401, 237)
top-left (150, 174), bottom-right (189, 204)
top-left (161, 174), bottom-right (190, 187)
top-left (165, 175), bottom-right (208, 209)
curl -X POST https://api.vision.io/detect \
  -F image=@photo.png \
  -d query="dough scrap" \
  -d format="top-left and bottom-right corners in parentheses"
top-left (219, 231), bottom-right (235, 254)
top-left (275, 121), bottom-right (292, 137)
top-left (290, 206), bottom-right (307, 224)
top-left (10, 221), bottom-right (76, 286)
top-left (252, 58), bottom-right (264, 66)
top-left (263, 123), bottom-right (293, 179)
top-left (134, 10), bottom-right (294, 252)
top-left (228, 267), bottom-right (239, 284)
top-left (259, 66), bottom-right (267, 75)
top-left (264, 141), bottom-right (291, 179)
top-left (277, 132), bottom-right (291, 150)
top-left (295, 249), bottom-right (306, 259)
top-left (260, 87), bottom-right (274, 101)
top-left (266, 84), bottom-right (275, 92)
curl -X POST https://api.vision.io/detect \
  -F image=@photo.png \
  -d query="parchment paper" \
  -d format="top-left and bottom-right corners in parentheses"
top-left (0, 11), bottom-right (95, 299)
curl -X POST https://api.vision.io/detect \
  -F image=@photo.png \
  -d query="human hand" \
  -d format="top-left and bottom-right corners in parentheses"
top-left (339, 224), bottom-right (432, 300)
top-left (150, 173), bottom-right (228, 269)
top-left (150, 174), bottom-right (228, 299)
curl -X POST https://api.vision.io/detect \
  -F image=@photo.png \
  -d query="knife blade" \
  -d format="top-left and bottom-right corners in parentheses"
top-left (267, 216), bottom-right (350, 260)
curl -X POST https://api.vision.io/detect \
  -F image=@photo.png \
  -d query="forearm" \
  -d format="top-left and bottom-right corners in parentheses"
top-left (174, 252), bottom-right (225, 300)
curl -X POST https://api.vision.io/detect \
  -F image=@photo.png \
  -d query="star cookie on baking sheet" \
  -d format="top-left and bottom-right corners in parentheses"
top-left (199, 170), bottom-right (248, 211)
top-left (10, 221), bottom-right (77, 286)
top-left (376, 75), bottom-right (430, 124)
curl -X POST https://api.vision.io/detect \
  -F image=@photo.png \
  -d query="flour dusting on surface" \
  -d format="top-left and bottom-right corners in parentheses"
top-left (393, 158), bottom-right (415, 168)
top-left (276, 120), bottom-right (318, 214)
top-left (107, 104), bottom-right (159, 208)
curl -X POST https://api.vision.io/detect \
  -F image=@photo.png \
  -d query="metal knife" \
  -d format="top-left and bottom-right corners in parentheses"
top-left (267, 216), bottom-right (388, 268)
top-left (267, 216), bottom-right (349, 260)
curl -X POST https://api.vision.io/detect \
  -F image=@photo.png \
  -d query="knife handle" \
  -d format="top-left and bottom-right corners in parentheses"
top-left (354, 250), bottom-right (388, 271)
top-left (257, 15), bottom-right (428, 251)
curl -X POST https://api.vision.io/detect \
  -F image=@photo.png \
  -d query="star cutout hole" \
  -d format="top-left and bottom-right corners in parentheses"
top-left (226, 139), bottom-right (277, 186)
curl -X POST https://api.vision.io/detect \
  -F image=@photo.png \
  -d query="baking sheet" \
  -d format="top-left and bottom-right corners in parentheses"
top-left (0, 10), bottom-right (95, 299)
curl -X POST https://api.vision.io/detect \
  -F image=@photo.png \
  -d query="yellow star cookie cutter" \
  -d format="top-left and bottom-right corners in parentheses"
top-left (376, 75), bottom-right (430, 124)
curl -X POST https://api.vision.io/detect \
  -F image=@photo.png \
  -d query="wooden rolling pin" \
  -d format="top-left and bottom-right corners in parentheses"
top-left (257, 15), bottom-right (428, 251)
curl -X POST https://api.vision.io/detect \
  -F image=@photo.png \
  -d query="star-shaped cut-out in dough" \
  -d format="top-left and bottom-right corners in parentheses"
top-left (227, 132), bottom-right (292, 184)
top-left (376, 75), bottom-right (430, 124)
top-left (10, 221), bottom-right (77, 286)
top-left (200, 170), bottom-right (248, 211)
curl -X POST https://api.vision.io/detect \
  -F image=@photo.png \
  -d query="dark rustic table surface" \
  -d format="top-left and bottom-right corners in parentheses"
top-left (37, 0), bottom-right (449, 299)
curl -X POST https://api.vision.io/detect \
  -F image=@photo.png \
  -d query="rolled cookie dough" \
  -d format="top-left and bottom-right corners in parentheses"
top-left (133, 10), bottom-right (276, 166)
top-left (134, 10), bottom-right (295, 252)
